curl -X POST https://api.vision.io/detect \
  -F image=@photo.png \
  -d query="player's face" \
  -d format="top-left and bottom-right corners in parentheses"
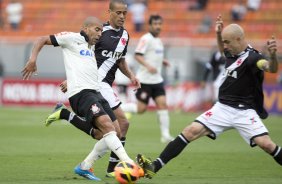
top-left (109, 2), bottom-right (127, 29)
top-left (222, 33), bottom-right (241, 55)
top-left (149, 19), bottom-right (162, 36)
top-left (85, 23), bottom-right (103, 45)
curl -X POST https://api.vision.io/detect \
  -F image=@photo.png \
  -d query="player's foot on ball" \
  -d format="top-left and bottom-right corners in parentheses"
top-left (105, 171), bottom-right (115, 178)
top-left (74, 164), bottom-right (101, 181)
top-left (45, 103), bottom-right (66, 127)
top-left (136, 154), bottom-right (155, 179)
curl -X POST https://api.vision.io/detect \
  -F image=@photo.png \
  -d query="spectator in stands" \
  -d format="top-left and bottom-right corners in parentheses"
top-left (197, 15), bottom-right (212, 33)
top-left (5, 0), bottom-right (23, 30)
top-left (189, 0), bottom-right (208, 11)
top-left (247, 0), bottom-right (261, 11)
top-left (231, 0), bottom-right (246, 22)
top-left (129, 0), bottom-right (147, 32)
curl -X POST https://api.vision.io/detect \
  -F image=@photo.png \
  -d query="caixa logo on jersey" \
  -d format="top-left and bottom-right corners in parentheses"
top-left (102, 50), bottom-right (123, 60)
top-left (80, 50), bottom-right (94, 57)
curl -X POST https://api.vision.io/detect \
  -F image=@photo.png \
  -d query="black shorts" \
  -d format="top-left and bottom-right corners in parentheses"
top-left (135, 82), bottom-right (166, 104)
top-left (69, 89), bottom-right (116, 127)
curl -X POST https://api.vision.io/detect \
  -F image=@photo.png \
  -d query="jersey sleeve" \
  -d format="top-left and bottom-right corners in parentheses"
top-left (135, 35), bottom-right (149, 55)
top-left (50, 32), bottom-right (74, 48)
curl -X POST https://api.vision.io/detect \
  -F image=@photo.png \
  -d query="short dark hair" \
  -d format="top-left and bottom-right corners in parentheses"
top-left (148, 14), bottom-right (163, 25)
top-left (109, 0), bottom-right (127, 10)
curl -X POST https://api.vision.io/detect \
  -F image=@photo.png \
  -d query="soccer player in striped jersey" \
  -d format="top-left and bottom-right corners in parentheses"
top-left (137, 15), bottom-right (282, 179)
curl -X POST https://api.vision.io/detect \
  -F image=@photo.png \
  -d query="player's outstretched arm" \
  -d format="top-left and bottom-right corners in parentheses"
top-left (118, 58), bottom-right (141, 89)
top-left (215, 15), bottom-right (224, 56)
top-left (22, 36), bottom-right (52, 80)
top-left (257, 36), bottom-right (278, 73)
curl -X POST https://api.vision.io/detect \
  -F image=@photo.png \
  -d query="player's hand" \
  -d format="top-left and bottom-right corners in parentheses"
top-left (59, 80), bottom-right (68, 93)
top-left (147, 65), bottom-right (157, 74)
top-left (163, 59), bottom-right (170, 67)
top-left (267, 35), bottom-right (277, 56)
top-left (21, 59), bottom-right (37, 80)
top-left (131, 76), bottom-right (141, 91)
top-left (215, 14), bottom-right (223, 34)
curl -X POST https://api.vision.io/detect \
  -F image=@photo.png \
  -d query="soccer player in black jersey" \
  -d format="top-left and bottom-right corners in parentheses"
top-left (44, 0), bottom-right (141, 178)
top-left (202, 49), bottom-right (225, 101)
top-left (136, 15), bottom-right (282, 179)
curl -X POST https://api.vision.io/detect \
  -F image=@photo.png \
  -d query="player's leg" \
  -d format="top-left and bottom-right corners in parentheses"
top-left (106, 106), bottom-right (129, 176)
top-left (253, 135), bottom-right (282, 165)
top-left (70, 90), bottom-right (133, 179)
top-left (152, 82), bottom-right (174, 143)
top-left (234, 108), bottom-right (282, 166)
top-left (98, 85), bottom-right (131, 176)
top-left (94, 115), bottom-right (132, 162)
top-left (137, 102), bottom-right (229, 178)
top-left (154, 95), bottom-right (174, 143)
top-left (137, 122), bottom-right (211, 178)
top-left (45, 103), bottom-right (99, 138)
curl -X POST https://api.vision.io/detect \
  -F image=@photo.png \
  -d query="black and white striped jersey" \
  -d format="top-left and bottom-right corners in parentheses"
top-left (218, 46), bottom-right (268, 119)
top-left (95, 22), bottom-right (129, 86)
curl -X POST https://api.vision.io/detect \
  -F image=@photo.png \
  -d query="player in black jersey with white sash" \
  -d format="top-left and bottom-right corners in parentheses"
top-left (136, 15), bottom-right (282, 179)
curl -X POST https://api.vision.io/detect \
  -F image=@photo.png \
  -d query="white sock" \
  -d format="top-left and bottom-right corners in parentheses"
top-left (80, 138), bottom-right (109, 170)
top-left (121, 103), bottom-right (138, 113)
top-left (103, 131), bottom-right (133, 163)
top-left (157, 110), bottom-right (171, 138)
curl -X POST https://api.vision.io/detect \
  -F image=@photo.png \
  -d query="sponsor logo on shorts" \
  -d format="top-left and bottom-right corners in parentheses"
top-left (91, 104), bottom-right (100, 114)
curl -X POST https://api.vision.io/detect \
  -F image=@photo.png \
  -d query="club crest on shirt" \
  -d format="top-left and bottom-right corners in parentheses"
top-left (121, 38), bottom-right (127, 46)
top-left (91, 104), bottom-right (100, 114)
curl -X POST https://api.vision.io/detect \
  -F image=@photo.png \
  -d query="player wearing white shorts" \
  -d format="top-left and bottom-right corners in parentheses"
top-left (22, 16), bottom-right (135, 181)
top-left (136, 16), bottom-right (282, 179)
top-left (121, 15), bottom-right (174, 143)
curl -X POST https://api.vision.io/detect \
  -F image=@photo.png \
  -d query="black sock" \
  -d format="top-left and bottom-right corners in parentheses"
top-left (107, 137), bottom-right (126, 173)
top-left (154, 133), bottom-right (189, 172)
top-left (271, 145), bottom-right (282, 166)
top-left (61, 109), bottom-right (94, 137)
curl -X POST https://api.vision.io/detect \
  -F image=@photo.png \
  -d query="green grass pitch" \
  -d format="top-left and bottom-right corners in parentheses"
top-left (0, 106), bottom-right (281, 184)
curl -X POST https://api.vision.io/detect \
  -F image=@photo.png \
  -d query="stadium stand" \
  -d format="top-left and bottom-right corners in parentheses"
top-left (0, 0), bottom-right (281, 39)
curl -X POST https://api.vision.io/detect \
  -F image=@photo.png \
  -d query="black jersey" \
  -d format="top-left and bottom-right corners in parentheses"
top-left (95, 22), bottom-right (129, 86)
top-left (218, 46), bottom-right (268, 119)
top-left (203, 51), bottom-right (225, 81)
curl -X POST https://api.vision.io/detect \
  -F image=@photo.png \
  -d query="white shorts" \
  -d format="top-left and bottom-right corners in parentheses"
top-left (196, 102), bottom-right (268, 147)
top-left (99, 82), bottom-right (121, 109)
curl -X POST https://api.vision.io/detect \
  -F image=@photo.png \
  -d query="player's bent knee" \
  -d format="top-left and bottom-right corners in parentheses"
top-left (254, 136), bottom-right (276, 153)
top-left (182, 122), bottom-right (206, 141)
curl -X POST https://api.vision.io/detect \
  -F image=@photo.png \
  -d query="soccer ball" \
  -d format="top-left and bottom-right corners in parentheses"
top-left (114, 161), bottom-right (140, 184)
